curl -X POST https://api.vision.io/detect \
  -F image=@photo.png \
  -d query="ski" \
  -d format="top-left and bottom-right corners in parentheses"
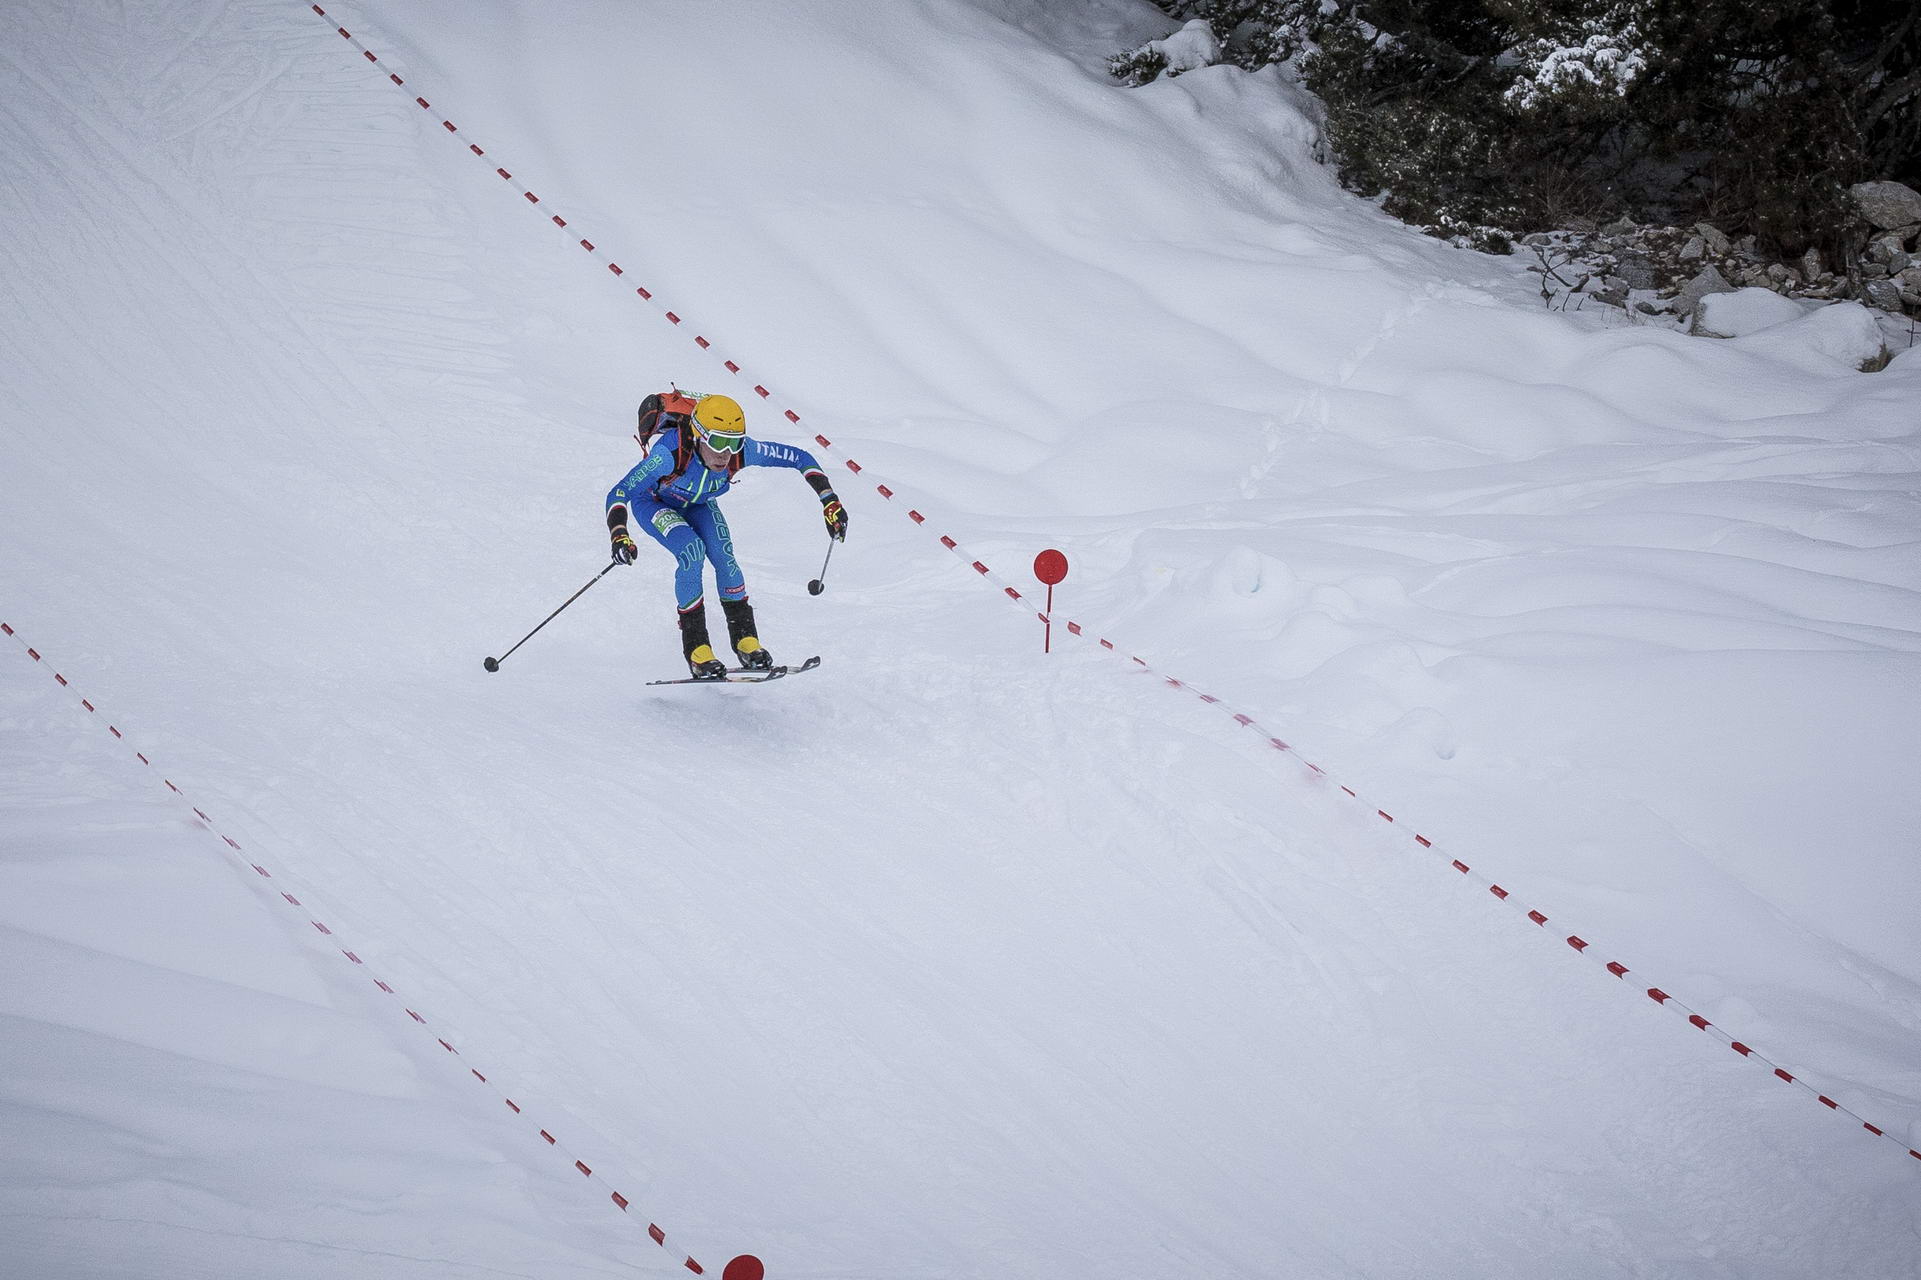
top-left (645, 655), bottom-right (821, 687)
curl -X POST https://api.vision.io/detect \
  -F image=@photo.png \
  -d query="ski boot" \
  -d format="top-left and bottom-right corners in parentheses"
top-left (677, 600), bottom-right (728, 680)
top-left (722, 597), bottom-right (774, 671)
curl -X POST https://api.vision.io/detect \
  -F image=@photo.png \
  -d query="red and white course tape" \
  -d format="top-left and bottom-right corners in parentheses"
top-left (305, 5), bottom-right (1921, 1172)
top-left (1, 618), bottom-right (740, 1273)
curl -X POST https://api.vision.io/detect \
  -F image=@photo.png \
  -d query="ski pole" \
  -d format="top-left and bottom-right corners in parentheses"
top-left (484, 562), bottom-right (618, 672)
top-left (807, 537), bottom-right (837, 596)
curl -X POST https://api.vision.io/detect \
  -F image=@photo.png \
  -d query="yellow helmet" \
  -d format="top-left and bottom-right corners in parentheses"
top-left (692, 393), bottom-right (747, 444)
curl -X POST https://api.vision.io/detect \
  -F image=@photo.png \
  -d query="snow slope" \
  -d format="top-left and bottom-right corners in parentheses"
top-left (3, 1), bottom-right (1918, 1277)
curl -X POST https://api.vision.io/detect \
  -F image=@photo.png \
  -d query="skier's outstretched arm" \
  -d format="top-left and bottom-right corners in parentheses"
top-left (743, 438), bottom-right (847, 541)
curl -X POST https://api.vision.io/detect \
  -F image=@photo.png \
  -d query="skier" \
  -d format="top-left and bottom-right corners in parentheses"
top-left (606, 392), bottom-right (848, 678)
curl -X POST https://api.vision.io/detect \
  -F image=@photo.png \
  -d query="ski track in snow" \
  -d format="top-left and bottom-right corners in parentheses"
top-left (4, 1), bottom-right (1920, 1278)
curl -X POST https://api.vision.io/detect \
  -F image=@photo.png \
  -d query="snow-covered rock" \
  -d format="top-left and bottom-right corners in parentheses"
top-left (1731, 300), bottom-right (1891, 370)
top-left (1900, 265), bottom-right (1921, 304)
top-left (1157, 18), bottom-right (1222, 73)
top-left (1863, 277), bottom-right (1906, 312)
top-left (1690, 286), bottom-right (1808, 337)
top-left (1671, 263), bottom-right (1735, 316)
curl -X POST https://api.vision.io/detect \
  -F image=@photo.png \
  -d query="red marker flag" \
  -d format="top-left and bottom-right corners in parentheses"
top-left (1034, 550), bottom-right (1069, 652)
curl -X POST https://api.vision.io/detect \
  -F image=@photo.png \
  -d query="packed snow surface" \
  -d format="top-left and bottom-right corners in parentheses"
top-left (3, 2), bottom-right (1919, 1277)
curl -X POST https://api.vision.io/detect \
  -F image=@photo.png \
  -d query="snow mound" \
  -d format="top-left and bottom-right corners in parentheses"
top-left (1730, 300), bottom-right (1892, 371)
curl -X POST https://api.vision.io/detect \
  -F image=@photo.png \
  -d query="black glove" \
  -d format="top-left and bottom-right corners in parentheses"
top-left (821, 496), bottom-right (848, 542)
top-left (611, 527), bottom-right (639, 565)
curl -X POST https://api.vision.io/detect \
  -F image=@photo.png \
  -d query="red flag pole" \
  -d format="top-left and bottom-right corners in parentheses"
top-left (1033, 549), bottom-right (1069, 655)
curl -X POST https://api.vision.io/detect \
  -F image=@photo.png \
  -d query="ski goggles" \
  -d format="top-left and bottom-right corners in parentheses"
top-left (692, 423), bottom-right (745, 455)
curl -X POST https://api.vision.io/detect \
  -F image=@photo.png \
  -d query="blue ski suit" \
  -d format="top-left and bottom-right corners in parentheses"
top-left (606, 427), bottom-right (833, 609)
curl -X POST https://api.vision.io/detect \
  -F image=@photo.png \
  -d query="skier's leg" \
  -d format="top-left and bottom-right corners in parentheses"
top-left (721, 597), bottom-right (770, 668)
top-left (675, 599), bottom-right (726, 678)
top-left (635, 498), bottom-right (724, 677)
top-left (683, 503), bottom-right (747, 600)
top-left (686, 504), bottom-right (770, 667)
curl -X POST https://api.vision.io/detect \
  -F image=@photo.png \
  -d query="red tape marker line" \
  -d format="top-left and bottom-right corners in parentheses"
top-left (304, 7), bottom-right (1921, 1175)
top-left (1, 612), bottom-right (719, 1267)
top-left (311, 6), bottom-right (724, 373)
